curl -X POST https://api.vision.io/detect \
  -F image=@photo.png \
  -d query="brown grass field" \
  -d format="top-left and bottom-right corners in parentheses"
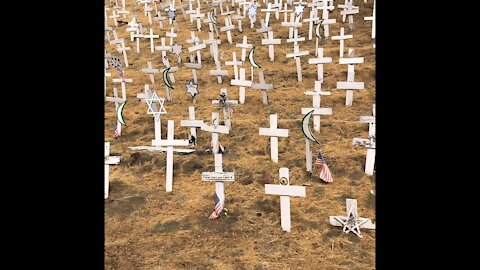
top-left (105, 0), bottom-right (375, 269)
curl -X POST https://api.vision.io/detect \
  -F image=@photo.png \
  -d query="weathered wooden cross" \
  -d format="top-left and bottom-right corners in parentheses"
top-left (105, 142), bottom-right (121, 199)
top-left (212, 88), bottom-right (238, 129)
top-left (265, 168), bottom-right (306, 232)
top-left (259, 114), bottom-right (289, 163)
top-left (330, 198), bottom-right (375, 238)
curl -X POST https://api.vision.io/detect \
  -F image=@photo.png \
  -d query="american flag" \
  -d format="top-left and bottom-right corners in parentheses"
top-left (315, 152), bottom-right (333, 183)
top-left (113, 125), bottom-right (121, 138)
top-left (209, 191), bottom-right (223, 219)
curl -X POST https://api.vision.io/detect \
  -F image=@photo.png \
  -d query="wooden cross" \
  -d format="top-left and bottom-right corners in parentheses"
top-left (330, 198), bottom-right (375, 238)
top-left (154, 37), bottom-right (172, 59)
top-left (336, 48), bottom-right (365, 106)
top-left (303, 8), bottom-right (320, 41)
top-left (143, 28), bottom-right (159, 53)
top-left (225, 51), bottom-right (243, 80)
top-left (260, 29), bottom-right (281, 62)
top-left (353, 104), bottom-right (375, 175)
top-left (233, 7), bottom-right (245, 32)
top-left (281, 12), bottom-right (302, 39)
top-left (154, 11), bottom-right (166, 30)
top-left (364, 0), bottom-right (375, 41)
top-left (317, 0), bottom-right (336, 37)
top-left (257, 19), bottom-right (271, 40)
top-left (286, 35), bottom-right (310, 82)
top-left (192, 7), bottom-right (205, 31)
top-left (112, 76), bottom-right (133, 100)
top-left (338, 0), bottom-right (359, 27)
top-left (185, 1), bottom-right (196, 23)
top-left (180, 106), bottom-right (204, 144)
top-left (106, 86), bottom-right (126, 137)
top-left (210, 60), bottom-right (229, 84)
top-left (212, 88), bottom-right (238, 129)
top-left (261, 3), bottom-right (277, 26)
top-left (259, 114), bottom-right (289, 163)
top-left (105, 142), bottom-right (121, 199)
top-left (187, 32), bottom-right (206, 64)
top-left (203, 32), bottom-right (221, 61)
top-left (126, 18), bottom-right (140, 42)
top-left (166, 27), bottom-right (177, 46)
top-left (308, 48), bottom-right (332, 82)
top-left (184, 62), bottom-right (203, 83)
top-left (145, 4), bottom-right (154, 25)
top-left (105, 25), bottom-right (112, 42)
top-left (279, 2), bottom-right (294, 23)
top-left (220, 17), bottom-right (235, 44)
top-left (201, 112), bottom-right (230, 154)
top-left (137, 85), bottom-right (167, 144)
top-left (142, 61), bottom-right (159, 84)
top-left (109, 9), bottom-right (120, 27)
top-left (301, 81), bottom-right (332, 132)
top-left (236, 36), bottom-right (253, 62)
top-left (231, 67), bottom-right (252, 104)
top-left (332, 27), bottom-right (353, 58)
top-left (251, 70), bottom-right (273, 105)
top-left (271, 0), bottom-right (282, 20)
top-left (265, 168), bottom-right (306, 232)
top-left (157, 120), bottom-right (190, 192)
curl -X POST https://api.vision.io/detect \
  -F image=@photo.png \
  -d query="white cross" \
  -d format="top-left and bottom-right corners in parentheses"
top-left (109, 9), bottom-right (120, 27)
top-left (364, 0), bottom-right (375, 41)
top-left (301, 81), bottom-right (332, 132)
top-left (145, 4), bottom-right (154, 25)
top-left (257, 19), bottom-right (272, 40)
top-left (220, 17), bottom-right (235, 44)
top-left (317, 1), bottom-right (336, 37)
top-left (303, 9), bottom-right (320, 41)
top-left (353, 104), bottom-right (375, 175)
top-left (166, 27), bottom-right (177, 46)
top-left (116, 40), bottom-right (131, 67)
top-left (201, 112), bottom-right (230, 155)
top-left (265, 168), bottom-right (306, 232)
top-left (261, 3), bottom-right (277, 26)
top-left (231, 67), bottom-right (252, 104)
top-left (212, 88), bottom-right (238, 129)
top-left (105, 142), bottom-right (121, 199)
top-left (225, 51), bottom-right (243, 80)
top-left (233, 7), bottom-right (245, 32)
top-left (157, 120), bottom-right (190, 192)
top-left (203, 32), bottom-right (222, 61)
top-left (187, 32), bottom-right (206, 64)
top-left (286, 33), bottom-right (310, 82)
top-left (259, 114), bottom-right (289, 163)
top-left (308, 48), bottom-right (332, 82)
top-left (112, 76), bottom-right (133, 100)
top-left (332, 27), bottom-right (353, 58)
top-left (279, 2), bottom-right (294, 23)
top-left (251, 70), bottom-right (274, 105)
top-left (330, 198), bottom-right (375, 238)
top-left (236, 36), bottom-right (253, 62)
top-left (180, 106), bottom-right (204, 144)
top-left (183, 62), bottom-right (203, 83)
top-left (143, 28), bottom-right (159, 53)
top-left (192, 7), bottom-right (205, 31)
top-left (154, 12), bottom-right (166, 30)
top-left (210, 60), bottom-right (229, 84)
top-left (261, 29), bottom-right (281, 62)
top-left (338, 0), bottom-right (359, 25)
top-left (154, 37), bottom-right (172, 59)
top-left (141, 61), bottom-right (159, 84)
top-left (336, 48), bottom-right (364, 106)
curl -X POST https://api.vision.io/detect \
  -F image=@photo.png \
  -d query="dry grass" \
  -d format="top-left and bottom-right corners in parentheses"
top-left (105, 0), bottom-right (375, 269)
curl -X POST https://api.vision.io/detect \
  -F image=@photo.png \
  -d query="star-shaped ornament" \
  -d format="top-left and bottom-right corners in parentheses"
top-left (145, 89), bottom-right (167, 117)
top-left (171, 43), bottom-right (183, 57)
top-left (294, 3), bottom-right (306, 17)
top-left (247, 3), bottom-right (258, 19)
top-left (185, 81), bottom-right (199, 98)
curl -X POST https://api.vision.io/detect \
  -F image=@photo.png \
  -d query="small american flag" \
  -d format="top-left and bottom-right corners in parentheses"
top-left (209, 191), bottom-right (223, 219)
top-left (315, 152), bottom-right (333, 183)
top-left (113, 125), bottom-right (121, 138)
